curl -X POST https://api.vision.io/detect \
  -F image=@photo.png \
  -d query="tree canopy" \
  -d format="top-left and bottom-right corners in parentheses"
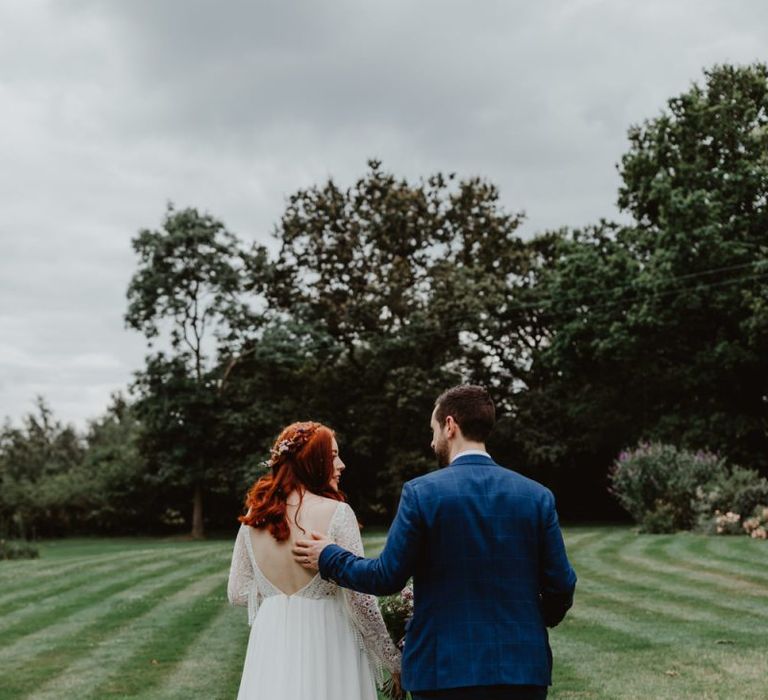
top-left (3, 63), bottom-right (767, 537)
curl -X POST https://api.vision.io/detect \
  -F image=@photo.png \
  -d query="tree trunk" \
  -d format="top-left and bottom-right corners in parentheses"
top-left (191, 483), bottom-right (205, 539)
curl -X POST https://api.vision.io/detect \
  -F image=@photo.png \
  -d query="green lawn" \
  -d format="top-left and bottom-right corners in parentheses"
top-left (0, 528), bottom-right (765, 699)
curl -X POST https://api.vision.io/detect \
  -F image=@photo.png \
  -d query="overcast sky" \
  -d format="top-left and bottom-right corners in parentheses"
top-left (1, 0), bottom-right (767, 429)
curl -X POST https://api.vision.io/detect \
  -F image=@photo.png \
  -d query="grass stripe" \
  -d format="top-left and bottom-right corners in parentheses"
top-left (577, 570), bottom-right (768, 630)
top-left (576, 532), bottom-right (768, 616)
top-left (573, 535), bottom-right (768, 622)
top-left (633, 534), bottom-right (768, 592)
top-left (670, 534), bottom-right (768, 577)
top-left (698, 534), bottom-right (768, 567)
top-left (574, 588), bottom-right (757, 647)
top-left (654, 536), bottom-right (768, 589)
top-left (0, 553), bottom-right (226, 682)
top-left (575, 573), bottom-right (766, 631)
top-left (26, 571), bottom-right (227, 700)
top-left (155, 604), bottom-right (248, 700)
top-left (0, 540), bottom-right (226, 605)
top-left (87, 582), bottom-right (233, 698)
top-left (557, 600), bottom-right (768, 698)
top-left (559, 531), bottom-right (768, 698)
top-left (0, 548), bottom-right (178, 600)
top-left (561, 531), bottom-right (608, 557)
top-left (0, 546), bottom-right (180, 588)
top-left (0, 549), bottom-right (211, 642)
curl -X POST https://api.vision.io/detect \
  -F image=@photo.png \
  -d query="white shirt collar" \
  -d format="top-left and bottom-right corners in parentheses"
top-left (451, 448), bottom-right (491, 462)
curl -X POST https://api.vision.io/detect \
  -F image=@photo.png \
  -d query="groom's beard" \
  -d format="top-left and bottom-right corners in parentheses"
top-left (434, 438), bottom-right (450, 468)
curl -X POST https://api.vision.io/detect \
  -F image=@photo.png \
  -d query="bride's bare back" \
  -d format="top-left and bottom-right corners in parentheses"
top-left (247, 492), bottom-right (340, 595)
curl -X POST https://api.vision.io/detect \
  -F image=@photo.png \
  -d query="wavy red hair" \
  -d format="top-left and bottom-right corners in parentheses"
top-left (239, 421), bottom-right (345, 541)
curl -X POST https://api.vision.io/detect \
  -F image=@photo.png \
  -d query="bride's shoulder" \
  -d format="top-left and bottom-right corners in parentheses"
top-left (316, 497), bottom-right (354, 524)
top-left (307, 495), bottom-right (348, 514)
top-left (317, 495), bottom-right (349, 511)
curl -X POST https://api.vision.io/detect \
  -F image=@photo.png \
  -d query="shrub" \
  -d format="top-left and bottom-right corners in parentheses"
top-left (0, 539), bottom-right (40, 560)
top-left (639, 501), bottom-right (679, 534)
top-left (608, 443), bottom-right (729, 533)
top-left (710, 511), bottom-right (743, 535)
top-left (693, 466), bottom-right (768, 532)
top-left (742, 505), bottom-right (768, 540)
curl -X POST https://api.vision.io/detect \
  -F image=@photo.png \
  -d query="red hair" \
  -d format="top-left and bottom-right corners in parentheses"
top-left (239, 421), bottom-right (345, 541)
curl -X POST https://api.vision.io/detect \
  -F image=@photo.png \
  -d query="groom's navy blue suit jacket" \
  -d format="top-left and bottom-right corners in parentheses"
top-left (319, 454), bottom-right (577, 692)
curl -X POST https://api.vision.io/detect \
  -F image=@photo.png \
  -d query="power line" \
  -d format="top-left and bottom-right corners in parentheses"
top-left (233, 265), bottom-right (768, 361)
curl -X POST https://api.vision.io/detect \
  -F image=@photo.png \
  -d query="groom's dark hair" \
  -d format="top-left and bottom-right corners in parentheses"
top-left (434, 385), bottom-right (495, 442)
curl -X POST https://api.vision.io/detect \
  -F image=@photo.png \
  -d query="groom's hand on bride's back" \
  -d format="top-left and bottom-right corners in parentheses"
top-left (292, 531), bottom-right (332, 572)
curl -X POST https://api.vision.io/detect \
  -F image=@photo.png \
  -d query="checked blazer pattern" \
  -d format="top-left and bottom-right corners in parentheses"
top-left (319, 454), bottom-right (577, 693)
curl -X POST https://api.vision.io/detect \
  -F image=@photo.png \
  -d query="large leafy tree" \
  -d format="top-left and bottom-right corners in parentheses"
top-left (616, 63), bottom-right (768, 471)
top-left (524, 64), bottom-right (768, 511)
top-left (259, 161), bottom-right (543, 517)
top-left (125, 206), bottom-right (265, 537)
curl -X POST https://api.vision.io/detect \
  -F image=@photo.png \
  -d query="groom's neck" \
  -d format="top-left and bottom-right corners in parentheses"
top-left (448, 439), bottom-right (487, 463)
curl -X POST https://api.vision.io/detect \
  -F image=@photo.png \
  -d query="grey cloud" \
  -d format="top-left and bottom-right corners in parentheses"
top-left (1, 0), bottom-right (767, 426)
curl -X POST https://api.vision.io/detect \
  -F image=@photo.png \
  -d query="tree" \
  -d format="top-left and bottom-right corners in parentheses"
top-left (517, 64), bottom-right (768, 516)
top-left (126, 205), bottom-right (265, 537)
top-left (76, 393), bottom-right (152, 533)
top-left (616, 63), bottom-right (768, 472)
top-left (260, 161), bottom-right (542, 517)
top-left (0, 398), bottom-right (84, 539)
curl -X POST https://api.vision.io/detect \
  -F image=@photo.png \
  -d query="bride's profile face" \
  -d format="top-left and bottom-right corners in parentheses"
top-left (330, 438), bottom-right (345, 491)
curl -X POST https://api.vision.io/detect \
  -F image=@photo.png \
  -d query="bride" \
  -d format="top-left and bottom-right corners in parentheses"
top-left (227, 421), bottom-right (402, 699)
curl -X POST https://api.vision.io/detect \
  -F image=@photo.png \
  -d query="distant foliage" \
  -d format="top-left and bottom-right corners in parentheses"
top-left (0, 397), bottom-right (84, 539)
top-left (0, 395), bottom-right (156, 538)
top-left (0, 539), bottom-right (39, 560)
top-left (609, 443), bottom-right (729, 533)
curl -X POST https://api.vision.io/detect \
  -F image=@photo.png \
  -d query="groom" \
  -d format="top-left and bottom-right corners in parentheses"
top-left (294, 385), bottom-right (576, 700)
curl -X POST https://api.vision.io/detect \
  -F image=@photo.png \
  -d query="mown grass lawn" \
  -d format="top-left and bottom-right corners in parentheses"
top-left (0, 527), bottom-right (765, 699)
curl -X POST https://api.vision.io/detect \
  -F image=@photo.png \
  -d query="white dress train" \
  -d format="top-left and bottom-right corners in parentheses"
top-left (227, 502), bottom-right (401, 700)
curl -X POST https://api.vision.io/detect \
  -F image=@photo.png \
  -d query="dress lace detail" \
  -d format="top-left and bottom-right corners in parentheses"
top-left (330, 503), bottom-right (402, 677)
top-left (227, 502), bottom-right (401, 678)
top-left (227, 523), bottom-right (262, 625)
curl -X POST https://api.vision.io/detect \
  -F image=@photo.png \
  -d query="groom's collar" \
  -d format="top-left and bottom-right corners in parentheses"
top-left (450, 449), bottom-right (493, 467)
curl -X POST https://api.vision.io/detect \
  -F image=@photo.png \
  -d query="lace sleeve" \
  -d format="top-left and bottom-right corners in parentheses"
top-left (227, 525), bottom-right (260, 623)
top-left (333, 503), bottom-right (402, 676)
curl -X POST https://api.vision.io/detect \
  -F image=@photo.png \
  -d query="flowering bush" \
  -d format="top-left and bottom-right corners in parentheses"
top-left (742, 505), bottom-right (768, 540)
top-left (711, 510), bottom-right (742, 535)
top-left (609, 443), bottom-right (729, 533)
top-left (693, 466), bottom-right (768, 533)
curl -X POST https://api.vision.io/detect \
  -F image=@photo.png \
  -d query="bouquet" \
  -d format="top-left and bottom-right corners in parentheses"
top-left (379, 584), bottom-right (414, 699)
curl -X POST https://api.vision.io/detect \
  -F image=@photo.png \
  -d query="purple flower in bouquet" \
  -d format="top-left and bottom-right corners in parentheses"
top-left (379, 585), bottom-right (414, 699)
top-left (379, 584), bottom-right (414, 650)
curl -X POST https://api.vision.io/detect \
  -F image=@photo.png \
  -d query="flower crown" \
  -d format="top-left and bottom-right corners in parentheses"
top-left (265, 423), bottom-right (318, 469)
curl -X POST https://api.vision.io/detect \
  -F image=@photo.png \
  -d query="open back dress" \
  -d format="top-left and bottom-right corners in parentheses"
top-left (227, 501), bottom-right (401, 699)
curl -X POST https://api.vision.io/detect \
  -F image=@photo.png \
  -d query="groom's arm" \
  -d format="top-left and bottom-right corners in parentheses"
top-left (319, 481), bottom-right (422, 596)
top-left (538, 488), bottom-right (577, 627)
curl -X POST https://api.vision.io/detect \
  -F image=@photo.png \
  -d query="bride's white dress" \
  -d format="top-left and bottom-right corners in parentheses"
top-left (227, 501), bottom-right (401, 700)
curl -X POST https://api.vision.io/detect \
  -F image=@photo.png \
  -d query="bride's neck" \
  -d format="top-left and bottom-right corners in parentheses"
top-left (286, 488), bottom-right (309, 506)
